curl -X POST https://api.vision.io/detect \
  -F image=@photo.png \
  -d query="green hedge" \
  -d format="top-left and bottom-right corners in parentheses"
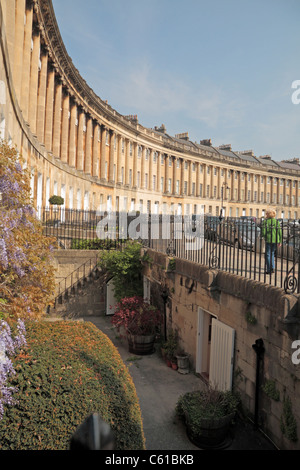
top-left (0, 321), bottom-right (145, 450)
top-left (71, 238), bottom-right (118, 250)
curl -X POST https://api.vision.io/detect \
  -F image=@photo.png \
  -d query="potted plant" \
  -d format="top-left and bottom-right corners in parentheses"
top-left (163, 329), bottom-right (178, 367)
top-left (111, 296), bottom-right (162, 355)
top-left (176, 387), bottom-right (240, 449)
top-left (175, 350), bottom-right (190, 374)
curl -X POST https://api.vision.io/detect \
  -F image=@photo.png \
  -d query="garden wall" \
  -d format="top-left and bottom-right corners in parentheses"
top-left (142, 248), bottom-right (300, 450)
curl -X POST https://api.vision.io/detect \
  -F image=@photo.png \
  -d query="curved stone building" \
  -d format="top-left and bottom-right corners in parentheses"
top-left (1, 0), bottom-right (299, 219)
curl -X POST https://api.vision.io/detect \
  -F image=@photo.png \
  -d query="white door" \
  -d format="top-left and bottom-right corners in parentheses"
top-left (209, 318), bottom-right (235, 391)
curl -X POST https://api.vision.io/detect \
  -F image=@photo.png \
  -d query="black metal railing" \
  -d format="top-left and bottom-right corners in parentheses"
top-left (40, 208), bottom-right (300, 295)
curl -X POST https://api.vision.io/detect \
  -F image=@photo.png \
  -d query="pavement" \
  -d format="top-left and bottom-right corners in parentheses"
top-left (78, 314), bottom-right (278, 451)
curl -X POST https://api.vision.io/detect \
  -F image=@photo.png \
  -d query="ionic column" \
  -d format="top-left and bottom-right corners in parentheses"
top-left (100, 125), bottom-right (107, 180)
top-left (117, 134), bottom-right (122, 184)
top-left (148, 150), bottom-right (153, 191)
top-left (44, 65), bottom-right (55, 151)
top-left (165, 154), bottom-right (170, 193)
top-left (85, 115), bottom-right (93, 174)
top-left (52, 78), bottom-right (62, 157)
top-left (5, 0), bottom-right (16, 70)
top-left (28, 27), bottom-right (40, 134)
top-left (123, 138), bottom-right (129, 185)
top-left (157, 152), bottom-right (161, 192)
top-left (60, 91), bottom-right (70, 163)
top-left (188, 161), bottom-right (192, 196)
top-left (132, 141), bottom-right (138, 187)
top-left (92, 122), bottom-right (100, 177)
top-left (180, 159), bottom-right (185, 195)
top-left (216, 167), bottom-right (220, 199)
top-left (109, 130), bottom-right (115, 182)
top-left (196, 162), bottom-right (200, 197)
top-left (172, 157), bottom-right (176, 194)
top-left (20, 2), bottom-right (33, 121)
top-left (76, 108), bottom-right (84, 171)
top-left (36, 49), bottom-right (48, 142)
top-left (14, 0), bottom-right (26, 104)
top-left (140, 146), bottom-right (146, 189)
top-left (68, 100), bottom-right (77, 167)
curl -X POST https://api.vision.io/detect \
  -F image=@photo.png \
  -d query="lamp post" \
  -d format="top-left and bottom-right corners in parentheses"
top-left (220, 182), bottom-right (230, 220)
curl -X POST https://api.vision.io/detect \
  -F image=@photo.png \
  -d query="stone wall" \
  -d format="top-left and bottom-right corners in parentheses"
top-left (142, 248), bottom-right (300, 450)
top-left (51, 250), bottom-right (106, 317)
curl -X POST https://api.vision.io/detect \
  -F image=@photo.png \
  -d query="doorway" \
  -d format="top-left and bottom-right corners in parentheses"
top-left (197, 308), bottom-right (235, 391)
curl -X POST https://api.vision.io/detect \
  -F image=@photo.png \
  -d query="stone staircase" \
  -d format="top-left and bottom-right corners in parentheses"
top-left (48, 257), bottom-right (108, 319)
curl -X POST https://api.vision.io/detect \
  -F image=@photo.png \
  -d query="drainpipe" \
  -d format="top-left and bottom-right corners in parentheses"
top-left (161, 288), bottom-right (169, 341)
top-left (252, 338), bottom-right (265, 429)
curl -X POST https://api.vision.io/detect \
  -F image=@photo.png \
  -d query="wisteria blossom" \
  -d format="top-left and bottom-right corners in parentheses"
top-left (0, 319), bottom-right (27, 419)
top-left (0, 140), bottom-right (56, 319)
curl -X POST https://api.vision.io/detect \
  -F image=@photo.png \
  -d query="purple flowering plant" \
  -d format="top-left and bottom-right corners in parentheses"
top-left (0, 319), bottom-right (27, 419)
top-left (0, 140), bottom-right (56, 319)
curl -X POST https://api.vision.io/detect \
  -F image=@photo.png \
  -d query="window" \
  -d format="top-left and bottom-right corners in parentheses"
top-left (199, 184), bottom-right (203, 197)
top-left (161, 177), bottom-right (164, 192)
top-left (207, 185), bottom-right (210, 197)
top-left (153, 175), bottom-right (156, 190)
top-left (176, 180), bottom-right (179, 194)
top-left (168, 178), bottom-right (172, 192)
top-left (192, 182), bottom-right (195, 195)
top-left (184, 181), bottom-right (188, 195)
top-left (145, 173), bottom-right (148, 189)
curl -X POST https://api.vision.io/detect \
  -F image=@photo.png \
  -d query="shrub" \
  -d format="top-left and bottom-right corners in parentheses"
top-left (112, 296), bottom-right (161, 336)
top-left (49, 195), bottom-right (64, 205)
top-left (98, 241), bottom-right (144, 301)
top-left (71, 238), bottom-right (117, 250)
top-left (0, 321), bottom-right (145, 450)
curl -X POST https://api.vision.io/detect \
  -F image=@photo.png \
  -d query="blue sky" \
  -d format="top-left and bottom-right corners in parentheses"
top-left (52, 0), bottom-right (300, 161)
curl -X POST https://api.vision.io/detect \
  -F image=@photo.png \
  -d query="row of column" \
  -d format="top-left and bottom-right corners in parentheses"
top-left (7, 0), bottom-right (299, 207)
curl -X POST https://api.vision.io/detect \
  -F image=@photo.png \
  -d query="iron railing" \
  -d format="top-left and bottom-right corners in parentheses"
top-left (40, 208), bottom-right (300, 295)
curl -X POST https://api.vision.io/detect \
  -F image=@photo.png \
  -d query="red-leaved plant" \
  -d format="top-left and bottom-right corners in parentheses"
top-left (111, 296), bottom-right (161, 336)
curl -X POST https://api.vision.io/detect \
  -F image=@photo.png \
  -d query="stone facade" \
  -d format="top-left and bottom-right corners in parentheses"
top-left (142, 248), bottom-right (300, 450)
top-left (1, 0), bottom-right (300, 219)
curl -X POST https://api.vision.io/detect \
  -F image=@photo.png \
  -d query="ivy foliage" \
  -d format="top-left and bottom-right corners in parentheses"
top-left (0, 321), bottom-right (145, 450)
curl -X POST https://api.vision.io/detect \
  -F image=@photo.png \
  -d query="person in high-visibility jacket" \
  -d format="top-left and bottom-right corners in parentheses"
top-left (261, 209), bottom-right (282, 274)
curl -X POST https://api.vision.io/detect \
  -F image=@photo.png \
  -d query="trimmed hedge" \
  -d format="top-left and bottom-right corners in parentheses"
top-left (0, 321), bottom-right (145, 450)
